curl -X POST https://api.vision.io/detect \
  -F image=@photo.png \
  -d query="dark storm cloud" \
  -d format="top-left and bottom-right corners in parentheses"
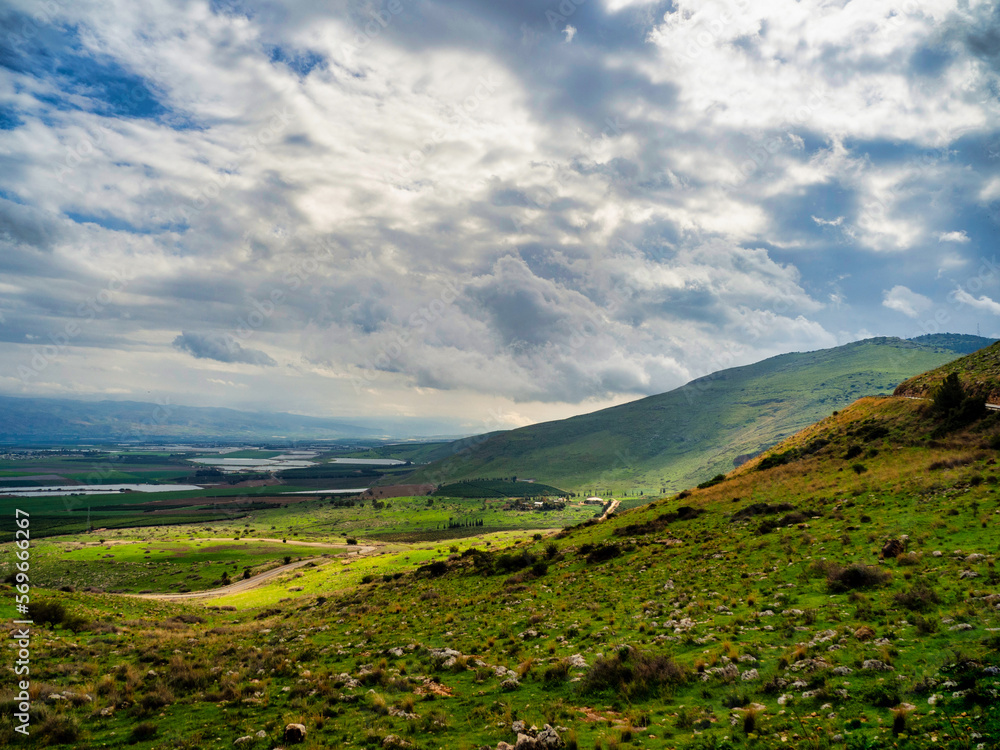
top-left (172, 331), bottom-right (277, 365)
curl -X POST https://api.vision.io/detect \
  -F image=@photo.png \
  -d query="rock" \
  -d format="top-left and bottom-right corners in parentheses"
top-left (833, 666), bottom-right (853, 676)
top-left (382, 735), bottom-right (411, 749)
top-left (497, 744), bottom-right (515, 750)
top-left (284, 723), bottom-right (307, 743)
top-left (512, 721), bottom-right (526, 734)
top-left (777, 693), bottom-right (793, 705)
top-left (966, 553), bottom-right (986, 562)
top-left (255, 731), bottom-right (266, 739)
top-left (741, 669), bottom-right (759, 681)
top-left (949, 623), bottom-right (974, 631)
top-left (234, 737), bottom-right (253, 746)
top-left (862, 659), bottom-right (894, 672)
top-left (854, 626), bottom-right (876, 641)
top-left (959, 570), bottom-right (979, 579)
top-left (881, 539), bottom-right (905, 558)
top-left (513, 725), bottom-right (563, 749)
top-left (501, 678), bottom-right (520, 691)
top-left (566, 654), bottom-right (588, 668)
top-left (932, 551), bottom-right (943, 557)
top-left (536, 724), bottom-right (564, 748)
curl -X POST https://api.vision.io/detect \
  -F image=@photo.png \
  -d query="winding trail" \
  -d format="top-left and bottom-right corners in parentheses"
top-left (599, 499), bottom-right (620, 521)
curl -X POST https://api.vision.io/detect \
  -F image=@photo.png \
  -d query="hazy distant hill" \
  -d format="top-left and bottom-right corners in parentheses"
top-left (0, 396), bottom-right (461, 443)
top-left (404, 334), bottom-right (994, 493)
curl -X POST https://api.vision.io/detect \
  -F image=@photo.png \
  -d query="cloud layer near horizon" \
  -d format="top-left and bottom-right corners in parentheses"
top-left (1, 0), bottom-right (999, 428)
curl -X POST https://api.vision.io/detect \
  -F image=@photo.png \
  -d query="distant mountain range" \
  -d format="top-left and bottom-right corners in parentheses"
top-left (399, 334), bottom-right (994, 493)
top-left (0, 396), bottom-right (465, 444)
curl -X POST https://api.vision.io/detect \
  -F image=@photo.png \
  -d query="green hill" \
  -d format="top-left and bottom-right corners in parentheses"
top-left (404, 334), bottom-right (994, 493)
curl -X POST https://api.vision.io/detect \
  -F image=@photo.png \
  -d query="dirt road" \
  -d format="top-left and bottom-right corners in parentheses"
top-left (129, 539), bottom-right (378, 601)
top-left (599, 499), bottom-right (620, 521)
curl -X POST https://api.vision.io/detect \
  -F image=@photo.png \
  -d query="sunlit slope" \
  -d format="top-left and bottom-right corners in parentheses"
top-left (406, 335), bottom-right (992, 493)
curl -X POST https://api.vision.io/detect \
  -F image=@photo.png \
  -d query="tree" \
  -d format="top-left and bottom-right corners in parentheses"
top-left (931, 372), bottom-right (965, 416)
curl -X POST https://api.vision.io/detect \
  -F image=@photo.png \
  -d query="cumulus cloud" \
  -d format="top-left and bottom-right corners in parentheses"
top-left (173, 332), bottom-right (276, 366)
top-left (952, 289), bottom-right (1000, 315)
top-left (938, 230), bottom-right (971, 243)
top-left (882, 286), bottom-right (933, 318)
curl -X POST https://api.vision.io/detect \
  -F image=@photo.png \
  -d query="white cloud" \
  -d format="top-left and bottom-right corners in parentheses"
top-left (953, 289), bottom-right (1000, 315)
top-left (882, 286), bottom-right (933, 318)
top-left (937, 230), bottom-right (970, 243)
top-left (563, 25), bottom-right (577, 44)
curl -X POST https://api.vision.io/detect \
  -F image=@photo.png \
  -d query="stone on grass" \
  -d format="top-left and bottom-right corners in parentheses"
top-left (284, 723), bottom-right (307, 743)
top-left (862, 659), bottom-right (894, 672)
top-left (881, 539), bottom-right (905, 558)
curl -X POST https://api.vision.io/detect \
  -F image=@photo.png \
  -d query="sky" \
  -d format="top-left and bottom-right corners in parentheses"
top-left (1, 0), bottom-right (999, 433)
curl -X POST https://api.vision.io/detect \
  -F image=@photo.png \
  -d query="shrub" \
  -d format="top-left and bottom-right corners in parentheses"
top-left (697, 473), bottom-right (726, 489)
top-left (585, 544), bottom-right (622, 564)
top-left (496, 551), bottom-right (534, 573)
top-left (844, 445), bottom-right (863, 460)
top-left (428, 561), bottom-right (448, 577)
top-left (543, 659), bottom-right (571, 685)
top-left (27, 600), bottom-right (68, 627)
top-left (38, 713), bottom-right (81, 744)
top-left (893, 583), bottom-right (941, 612)
top-left (128, 721), bottom-right (158, 744)
top-left (346, 538), bottom-right (358, 545)
top-left (579, 646), bottom-right (687, 697)
top-left (531, 561), bottom-right (549, 577)
top-left (826, 564), bottom-right (891, 592)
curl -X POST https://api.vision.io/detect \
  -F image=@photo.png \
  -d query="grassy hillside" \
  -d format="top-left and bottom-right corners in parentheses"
top-left (895, 339), bottom-right (1000, 403)
top-left (3, 359), bottom-right (1000, 748)
top-left (403, 335), bottom-right (993, 493)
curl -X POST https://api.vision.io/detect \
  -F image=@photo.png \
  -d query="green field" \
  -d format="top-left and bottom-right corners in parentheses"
top-left (9, 537), bottom-right (335, 593)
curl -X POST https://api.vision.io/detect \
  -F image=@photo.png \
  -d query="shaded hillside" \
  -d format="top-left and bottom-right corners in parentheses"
top-left (405, 335), bottom-right (993, 493)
